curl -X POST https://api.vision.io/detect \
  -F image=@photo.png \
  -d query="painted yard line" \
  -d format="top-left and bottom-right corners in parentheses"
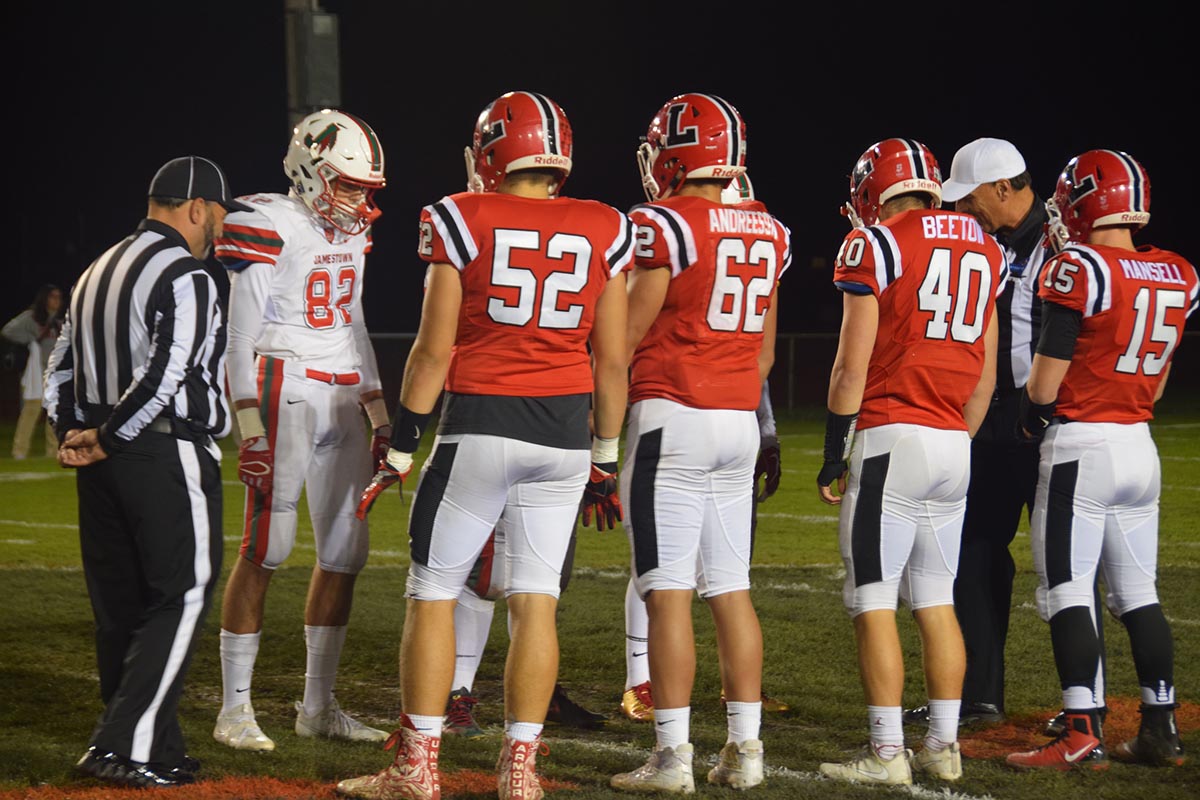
top-left (550, 737), bottom-right (997, 800)
top-left (2, 539), bottom-right (36, 545)
top-left (0, 519), bottom-right (78, 530)
top-left (1163, 484), bottom-right (1200, 492)
top-left (758, 512), bottom-right (840, 523)
top-left (1161, 455), bottom-right (1200, 462)
top-left (1154, 422), bottom-right (1200, 429)
top-left (0, 471), bottom-right (71, 482)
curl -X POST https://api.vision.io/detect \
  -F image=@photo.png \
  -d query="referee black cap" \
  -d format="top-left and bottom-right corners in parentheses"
top-left (149, 156), bottom-right (253, 213)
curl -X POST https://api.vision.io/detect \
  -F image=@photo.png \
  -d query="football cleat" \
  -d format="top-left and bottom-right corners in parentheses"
top-left (497, 736), bottom-right (547, 800)
top-left (443, 687), bottom-right (486, 738)
top-left (545, 683), bottom-right (606, 729)
top-left (296, 698), bottom-right (389, 742)
top-left (336, 716), bottom-right (441, 800)
top-left (912, 742), bottom-right (962, 781)
top-left (720, 689), bottom-right (790, 713)
top-left (903, 701), bottom-right (1004, 727)
top-left (819, 746), bottom-right (913, 785)
top-left (611, 743), bottom-right (696, 794)
top-left (213, 702), bottom-right (275, 751)
top-left (707, 739), bottom-right (764, 789)
top-left (1007, 711), bottom-right (1109, 771)
top-left (1112, 704), bottom-right (1187, 767)
top-left (621, 681), bottom-right (654, 722)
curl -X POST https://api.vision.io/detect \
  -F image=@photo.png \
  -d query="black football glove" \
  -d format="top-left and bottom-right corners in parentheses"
top-left (755, 434), bottom-right (782, 502)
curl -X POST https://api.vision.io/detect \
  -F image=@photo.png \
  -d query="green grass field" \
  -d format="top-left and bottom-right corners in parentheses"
top-left (1, 402), bottom-right (1197, 799)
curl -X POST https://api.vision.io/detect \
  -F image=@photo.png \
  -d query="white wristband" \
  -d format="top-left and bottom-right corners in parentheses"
top-left (385, 448), bottom-right (413, 474)
top-left (364, 397), bottom-right (389, 430)
top-left (590, 435), bottom-right (620, 464)
top-left (236, 406), bottom-right (266, 440)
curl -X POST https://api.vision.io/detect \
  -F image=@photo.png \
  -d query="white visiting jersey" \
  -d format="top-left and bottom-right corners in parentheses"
top-left (215, 192), bottom-right (381, 402)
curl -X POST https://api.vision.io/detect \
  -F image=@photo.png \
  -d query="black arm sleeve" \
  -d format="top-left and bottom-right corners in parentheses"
top-left (1036, 301), bottom-right (1082, 360)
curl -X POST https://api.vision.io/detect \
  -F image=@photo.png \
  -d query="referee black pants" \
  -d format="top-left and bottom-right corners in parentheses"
top-left (953, 437), bottom-right (1038, 709)
top-left (77, 431), bottom-right (222, 768)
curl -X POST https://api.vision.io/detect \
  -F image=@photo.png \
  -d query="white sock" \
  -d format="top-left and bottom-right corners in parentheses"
top-left (302, 624), bottom-right (347, 716)
top-left (1063, 686), bottom-right (1096, 711)
top-left (219, 629), bottom-right (260, 713)
top-left (867, 705), bottom-right (905, 760)
top-left (653, 706), bottom-right (691, 752)
top-left (506, 721), bottom-right (543, 743)
top-left (725, 700), bottom-right (761, 744)
top-left (624, 578), bottom-right (650, 688)
top-left (408, 713), bottom-right (442, 738)
top-left (924, 699), bottom-right (960, 750)
top-left (452, 589), bottom-right (495, 692)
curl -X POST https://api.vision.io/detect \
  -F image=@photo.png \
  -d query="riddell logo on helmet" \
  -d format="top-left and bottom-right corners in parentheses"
top-left (534, 155), bottom-right (569, 167)
top-left (710, 167), bottom-right (740, 178)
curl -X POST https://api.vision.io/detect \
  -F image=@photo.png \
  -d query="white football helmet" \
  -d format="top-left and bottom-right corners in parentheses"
top-left (284, 109), bottom-right (386, 235)
top-left (721, 172), bottom-right (755, 205)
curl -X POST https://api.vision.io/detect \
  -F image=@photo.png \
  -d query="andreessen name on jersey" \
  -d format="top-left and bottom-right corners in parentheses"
top-left (708, 207), bottom-right (778, 238)
top-left (1118, 258), bottom-right (1191, 286)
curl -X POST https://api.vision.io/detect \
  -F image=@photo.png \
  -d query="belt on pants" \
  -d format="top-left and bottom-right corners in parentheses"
top-left (304, 368), bottom-right (361, 386)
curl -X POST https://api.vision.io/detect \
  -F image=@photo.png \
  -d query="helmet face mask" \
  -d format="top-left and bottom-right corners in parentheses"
top-left (284, 109), bottom-right (385, 235)
top-left (1048, 149), bottom-right (1150, 250)
top-left (847, 138), bottom-right (942, 227)
top-left (637, 93), bottom-right (747, 202)
top-left (465, 91), bottom-right (573, 194)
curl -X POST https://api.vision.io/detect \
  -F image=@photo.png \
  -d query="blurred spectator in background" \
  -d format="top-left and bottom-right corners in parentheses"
top-left (2, 284), bottom-right (63, 458)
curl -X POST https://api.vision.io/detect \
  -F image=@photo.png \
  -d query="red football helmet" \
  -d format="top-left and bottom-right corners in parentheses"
top-left (464, 91), bottom-right (573, 194)
top-left (845, 138), bottom-right (942, 227)
top-left (1046, 149), bottom-right (1151, 251)
top-left (637, 93), bottom-right (747, 201)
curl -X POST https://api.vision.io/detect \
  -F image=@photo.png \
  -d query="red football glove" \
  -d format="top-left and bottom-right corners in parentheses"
top-left (238, 435), bottom-right (273, 495)
top-left (580, 461), bottom-right (623, 531)
top-left (371, 424), bottom-right (392, 466)
top-left (356, 449), bottom-right (414, 520)
top-left (754, 434), bottom-right (781, 503)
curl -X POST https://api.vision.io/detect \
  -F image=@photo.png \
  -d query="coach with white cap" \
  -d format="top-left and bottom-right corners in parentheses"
top-left (903, 137), bottom-right (1077, 731)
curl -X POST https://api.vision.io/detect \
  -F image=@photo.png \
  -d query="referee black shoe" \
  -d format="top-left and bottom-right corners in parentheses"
top-left (75, 747), bottom-right (195, 788)
top-left (902, 702), bottom-right (1005, 727)
top-left (545, 683), bottom-right (607, 729)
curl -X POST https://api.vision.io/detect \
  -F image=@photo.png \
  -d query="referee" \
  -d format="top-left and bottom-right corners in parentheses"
top-left (44, 156), bottom-right (249, 788)
top-left (904, 138), bottom-right (1052, 728)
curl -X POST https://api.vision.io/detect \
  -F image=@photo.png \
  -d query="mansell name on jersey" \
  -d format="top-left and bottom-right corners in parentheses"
top-left (1118, 258), bottom-right (1191, 286)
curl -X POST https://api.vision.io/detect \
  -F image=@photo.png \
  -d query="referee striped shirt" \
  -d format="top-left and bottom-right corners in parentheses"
top-left (44, 218), bottom-right (230, 454)
top-left (976, 199), bottom-right (1049, 443)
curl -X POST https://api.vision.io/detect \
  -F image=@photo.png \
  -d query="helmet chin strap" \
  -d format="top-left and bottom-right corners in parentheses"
top-left (464, 147), bottom-right (485, 193)
top-left (1044, 198), bottom-right (1070, 254)
top-left (841, 202), bottom-right (864, 229)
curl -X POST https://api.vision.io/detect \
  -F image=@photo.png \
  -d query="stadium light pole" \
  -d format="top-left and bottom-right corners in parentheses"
top-left (283, 0), bottom-right (341, 133)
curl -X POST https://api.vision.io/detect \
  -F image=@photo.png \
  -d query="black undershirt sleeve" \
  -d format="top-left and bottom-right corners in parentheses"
top-left (1036, 300), bottom-right (1082, 360)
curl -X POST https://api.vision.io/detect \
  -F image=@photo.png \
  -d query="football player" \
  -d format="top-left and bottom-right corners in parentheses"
top-left (441, 521), bottom-right (607, 738)
top-left (609, 95), bottom-right (790, 794)
top-left (816, 138), bottom-right (1006, 785)
top-left (212, 110), bottom-right (392, 751)
top-left (337, 91), bottom-right (632, 800)
top-left (1007, 150), bottom-right (1196, 771)
top-left (619, 172), bottom-right (787, 724)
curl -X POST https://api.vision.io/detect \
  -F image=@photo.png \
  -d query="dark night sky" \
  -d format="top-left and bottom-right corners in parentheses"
top-left (12, 3), bottom-right (1196, 338)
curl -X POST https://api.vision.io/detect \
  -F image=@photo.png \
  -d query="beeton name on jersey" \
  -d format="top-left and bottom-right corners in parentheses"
top-left (1118, 258), bottom-right (1191, 286)
top-left (920, 213), bottom-right (985, 243)
top-left (707, 207), bottom-right (779, 238)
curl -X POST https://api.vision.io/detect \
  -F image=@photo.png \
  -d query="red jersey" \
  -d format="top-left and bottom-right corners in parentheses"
top-left (833, 209), bottom-right (1009, 431)
top-left (628, 195), bottom-right (792, 410)
top-left (1038, 243), bottom-right (1198, 423)
top-left (418, 191), bottom-right (634, 396)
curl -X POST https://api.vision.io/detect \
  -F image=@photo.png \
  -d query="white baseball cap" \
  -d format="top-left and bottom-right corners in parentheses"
top-left (941, 138), bottom-right (1027, 202)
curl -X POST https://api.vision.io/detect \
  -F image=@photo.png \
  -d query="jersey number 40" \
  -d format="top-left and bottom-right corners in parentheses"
top-left (917, 249), bottom-right (992, 344)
